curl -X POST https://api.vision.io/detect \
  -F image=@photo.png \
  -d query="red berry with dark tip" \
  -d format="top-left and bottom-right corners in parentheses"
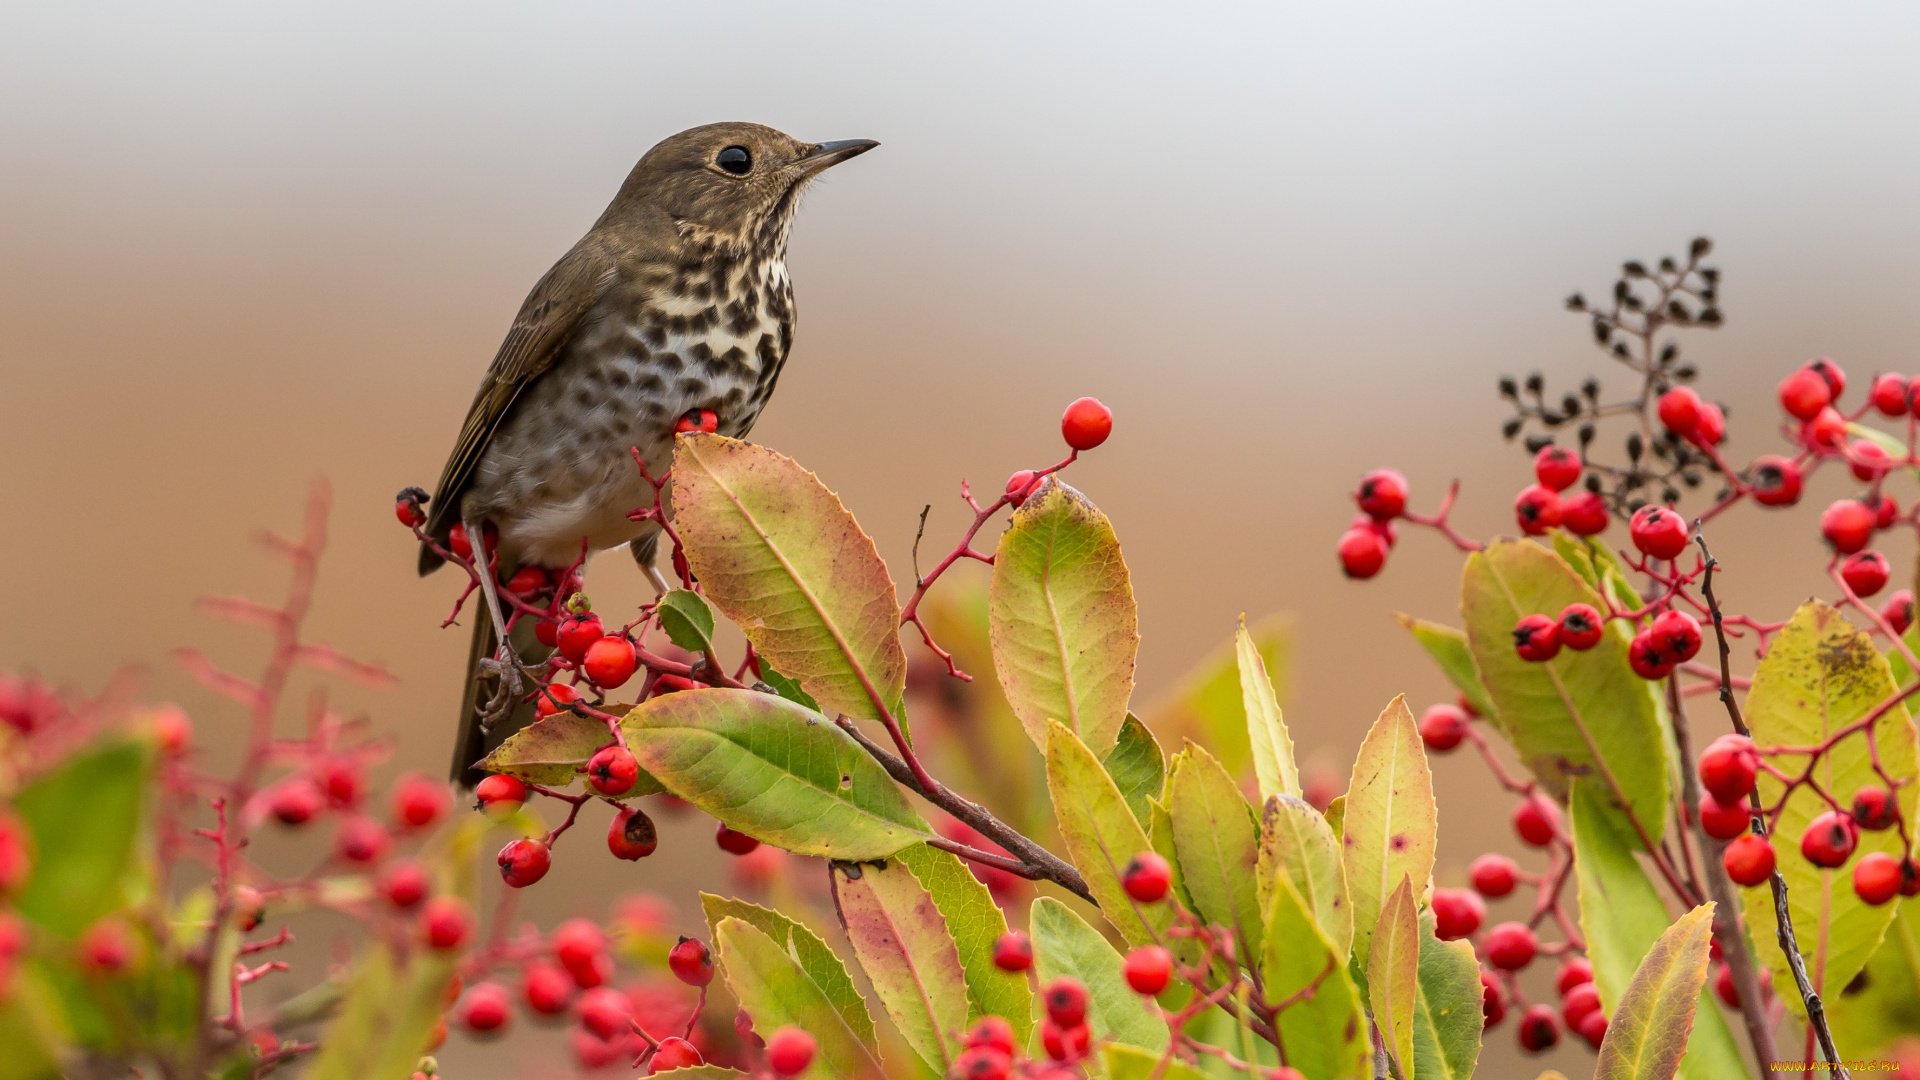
top-left (607, 805), bottom-right (658, 860)
top-left (992, 931), bottom-right (1033, 972)
top-left (1431, 887), bottom-right (1486, 940)
top-left (474, 774), bottom-right (527, 810)
top-left (1698, 734), bottom-right (1758, 804)
top-left (1649, 609), bottom-right (1702, 663)
top-left (766, 1026), bottom-right (817, 1077)
top-left (1512, 614), bottom-right (1560, 662)
top-left (1513, 794), bottom-right (1562, 847)
top-left (1043, 976), bottom-right (1089, 1028)
top-left (1724, 834), bottom-right (1776, 886)
top-left (534, 681), bottom-right (580, 718)
top-left (1779, 367), bottom-right (1832, 420)
top-left (1485, 922), bottom-right (1538, 971)
top-left (1513, 484), bottom-right (1563, 536)
top-left (556, 612), bottom-right (604, 663)
top-left (957, 1046), bottom-right (1015, 1079)
top-left (1903, 858), bottom-right (1920, 897)
top-left (586, 745), bottom-right (638, 796)
top-left (1852, 786), bottom-right (1898, 831)
top-left (668, 937), bottom-right (714, 987)
top-left (1850, 439), bottom-right (1893, 481)
top-left (1801, 810), bottom-right (1859, 869)
top-left (1628, 630), bottom-right (1676, 680)
top-left (497, 838), bottom-right (551, 888)
top-left (1356, 468), bottom-right (1409, 520)
top-left (1854, 852), bottom-right (1902, 905)
top-left (1123, 945), bottom-right (1172, 995)
top-left (1698, 792), bottom-right (1750, 841)
top-left (1561, 490), bottom-right (1610, 536)
top-left (966, 1016), bottom-right (1019, 1055)
top-left (715, 823), bottom-right (760, 855)
top-left (1749, 455), bottom-right (1803, 507)
top-left (1805, 405), bottom-right (1848, 449)
top-left (1039, 1020), bottom-right (1089, 1062)
top-left (582, 636), bottom-right (638, 689)
top-left (1470, 853), bottom-right (1519, 898)
top-left (1882, 590), bottom-right (1914, 635)
top-left (1629, 505), bottom-right (1689, 560)
top-left (1557, 603), bottom-right (1604, 651)
top-left (1419, 703), bottom-right (1468, 753)
top-left (460, 982), bottom-right (511, 1034)
top-left (1822, 499), bottom-right (1875, 554)
top-left (334, 816), bottom-right (391, 864)
top-left (1869, 491), bottom-right (1901, 529)
top-left (1809, 357), bottom-right (1847, 397)
top-left (1061, 397), bottom-right (1113, 451)
top-left (1888, 373), bottom-right (1920, 415)
top-left (1517, 1004), bottom-right (1560, 1053)
top-left (1122, 851), bottom-right (1173, 903)
top-left (269, 779), bottom-right (324, 826)
top-left (1658, 386), bottom-right (1702, 434)
top-left (378, 858), bottom-right (429, 909)
top-left (421, 896), bottom-right (474, 950)
top-left (1842, 551), bottom-right (1891, 598)
top-left (396, 498), bottom-right (426, 528)
top-left (1556, 957), bottom-right (1594, 996)
top-left (1534, 446), bottom-right (1582, 491)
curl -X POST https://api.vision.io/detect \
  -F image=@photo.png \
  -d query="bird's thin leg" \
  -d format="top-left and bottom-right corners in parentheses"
top-left (643, 562), bottom-right (671, 597)
top-left (464, 513), bottom-right (523, 729)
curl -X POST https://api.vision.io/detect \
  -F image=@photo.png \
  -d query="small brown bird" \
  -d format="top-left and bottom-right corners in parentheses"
top-left (418, 122), bottom-right (876, 784)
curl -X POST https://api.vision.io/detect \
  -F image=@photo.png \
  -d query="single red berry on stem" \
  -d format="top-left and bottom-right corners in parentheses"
top-left (1821, 499), bottom-right (1875, 554)
top-left (1555, 957), bottom-right (1594, 995)
top-left (1512, 614), bottom-right (1561, 662)
top-left (1809, 357), bottom-right (1847, 397)
top-left (1868, 491), bottom-right (1901, 529)
top-left (396, 497), bottom-right (426, 528)
top-left (1841, 550), bottom-right (1892, 598)
top-left (1627, 630), bottom-right (1676, 680)
top-left (1004, 469), bottom-right (1041, 507)
top-left (334, 816), bottom-right (391, 864)
top-left (1804, 406), bottom-right (1848, 449)
top-left (1698, 792), bottom-right (1751, 841)
top-left (1852, 786), bottom-right (1898, 831)
top-left (1697, 734), bottom-right (1758, 803)
top-left (522, 961), bottom-right (574, 1014)
top-left (497, 838), bottom-right (552, 888)
top-left (607, 805), bottom-right (658, 860)
top-left (1779, 367), bottom-right (1832, 420)
top-left (474, 773), bottom-right (528, 811)
top-left (1560, 490), bottom-right (1610, 536)
top-left (1849, 439), bottom-right (1893, 482)
top-left (715, 823), bottom-right (761, 855)
top-left (314, 756), bottom-right (363, 809)
top-left (460, 982), bottom-right (511, 1034)
top-left (992, 931), bottom-right (1033, 972)
top-left (582, 636), bottom-right (638, 689)
top-left (766, 1026), bottom-right (818, 1077)
top-left (556, 612), bottom-right (604, 662)
top-left (1648, 609), bottom-right (1702, 663)
top-left (1749, 455), bottom-right (1803, 507)
top-left (1060, 397), bottom-right (1114, 451)
top-left (1513, 485), bottom-right (1563, 536)
top-left (957, 1046), bottom-right (1016, 1079)
top-left (1629, 505), bottom-right (1689, 560)
top-left (1657, 386), bottom-right (1702, 434)
top-left (1687, 401), bottom-right (1725, 449)
top-left (1418, 703), bottom-right (1468, 753)
top-left (1800, 810), bottom-right (1859, 869)
top-left (649, 1037), bottom-right (703, 1073)
top-left (668, 937), bottom-right (715, 987)
top-left (1337, 527), bottom-right (1389, 579)
top-left (1355, 468), bottom-right (1409, 520)
top-left (535, 681), bottom-right (581, 718)
top-left (1043, 976), bottom-right (1089, 1028)
top-left (1485, 922), bottom-right (1537, 971)
top-left (1556, 603), bottom-right (1604, 651)
top-left (576, 986), bottom-right (632, 1040)
top-left (1561, 982), bottom-right (1601, 1028)
top-left (1469, 853), bottom-right (1519, 898)
top-left (1534, 446), bottom-right (1582, 491)
top-left (1121, 851), bottom-right (1172, 902)
top-left (966, 1016), bottom-right (1019, 1055)
top-left (1881, 590), bottom-right (1914, 635)
top-left (1872, 373), bottom-right (1909, 415)
top-left (78, 918), bottom-right (137, 976)
top-left (1513, 793), bottom-right (1562, 847)
top-left (1040, 1019), bottom-right (1090, 1062)
top-left (504, 565), bottom-right (549, 597)
top-left (378, 858), bottom-right (429, 909)
top-left (269, 779), bottom-right (324, 826)
top-left (535, 617), bottom-right (559, 647)
top-left (1854, 852), bottom-right (1903, 905)
top-left (391, 773), bottom-right (451, 830)
top-left (587, 745), bottom-right (639, 796)
top-left (1123, 945), bottom-right (1172, 995)
top-left (1517, 1004), bottom-right (1560, 1053)
top-left (421, 896), bottom-right (474, 950)
top-left (1723, 834), bottom-right (1776, 886)
top-left (1431, 888), bottom-right (1485, 940)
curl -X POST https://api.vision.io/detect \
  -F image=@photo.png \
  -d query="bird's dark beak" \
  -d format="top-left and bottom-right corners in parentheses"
top-left (796, 139), bottom-right (879, 177)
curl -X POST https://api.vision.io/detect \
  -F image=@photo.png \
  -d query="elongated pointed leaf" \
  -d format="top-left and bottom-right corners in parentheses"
top-left (990, 478), bottom-right (1139, 757)
top-left (1103, 714), bottom-right (1165, 826)
top-left (1829, 891), bottom-right (1920, 1054)
top-left (714, 917), bottom-right (885, 1078)
top-left (1341, 696), bottom-right (1437, 967)
top-left (1741, 602), bottom-right (1920, 1018)
top-left (1237, 617), bottom-right (1300, 802)
top-left (700, 894), bottom-right (876, 1050)
top-left (12, 740), bottom-right (150, 937)
top-left (1261, 875), bottom-right (1369, 1080)
top-left (304, 945), bottom-right (459, 1080)
top-left (758, 665), bottom-right (820, 711)
top-left (1030, 898), bottom-right (1169, 1053)
top-left (1142, 615), bottom-right (1291, 778)
top-left (1412, 909), bottom-right (1482, 1080)
top-left (1460, 538), bottom-right (1670, 842)
top-left (656, 589), bottom-right (717, 655)
top-left (1593, 904), bottom-right (1716, 1080)
top-left (479, 708), bottom-right (664, 793)
top-left (1047, 720), bottom-right (1174, 946)
top-left (830, 860), bottom-right (968, 1074)
top-left (892, 843), bottom-right (1033, 1041)
top-left (1368, 876), bottom-right (1419, 1078)
top-left (1167, 743), bottom-right (1264, 961)
top-left (1569, 781), bottom-right (1744, 1080)
top-left (1257, 794), bottom-right (1351, 957)
top-left (623, 689), bottom-right (927, 859)
top-left (1103, 1044), bottom-right (1211, 1080)
top-left (671, 434), bottom-right (906, 723)
top-left (1147, 797), bottom-right (1199, 915)
top-left (1395, 614), bottom-right (1496, 725)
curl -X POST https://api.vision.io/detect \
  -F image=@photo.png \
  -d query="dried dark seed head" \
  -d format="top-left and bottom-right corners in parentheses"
top-left (1698, 308), bottom-right (1723, 326)
top-left (1578, 423), bottom-right (1595, 446)
top-left (1701, 267), bottom-right (1720, 284)
top-left (1626, 496), bottom-right (1648, 513)
top-left (1626, 433), bottom-right (1644, 461)
top-left (1682, 471), bottom-right (1701, 488)
top-left (1561, 393), bottom-right (1581, 416)
top-left (1658, 343), bottom-right (1678, 365)
top-left (1581, 377), bottom-right (1600, 399)
top-left (1593, 319), bottom-right (1611, 345)
top-left (1662, 487), bottom-right (1681, 505)
top-left (1624, 261), bottom-right (1648, 278)
top-left (1691, 236), bottom-right (1712, 259)
top-left (1668, 301), bottom-right (1691, 323)
top-left (1525, 372), bottom-right (1544, 395)
top-left (1502, 417), bottom-right (1523, 440)
top-left (1673, 363), bottom-right (1696, 381)
top-left (1540, 411), bottom-right (1564, 425)
top-left (1659, 256), bottom-right (1677, 273)
top-left (1584, 474), bottom-right (1603, 493)
top-left (1565, 293), bottom-right (1587, 311)
top-left (1622, 294), bottom-right (1644, 311)
top-left (1612, 342), bottom-right (1630, 357)
top-left (1499, 376), bottom-right (1519, 399)
top-left (1614, 280), bottom-right (1631, 303)
top-left (1524, 434), bottom-right (1556, 454)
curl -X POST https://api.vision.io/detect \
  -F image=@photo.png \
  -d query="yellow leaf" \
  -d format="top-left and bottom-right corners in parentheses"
top-left (1341, 696), bottom-right (1437, 966)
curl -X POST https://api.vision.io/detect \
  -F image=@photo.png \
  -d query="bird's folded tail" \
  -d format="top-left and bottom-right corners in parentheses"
top-left (450, 610), bottom-right (549, 788)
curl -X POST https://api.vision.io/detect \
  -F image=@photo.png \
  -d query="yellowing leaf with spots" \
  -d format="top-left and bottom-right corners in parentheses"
top-left (1341, 696), bottom-right (1438, 968)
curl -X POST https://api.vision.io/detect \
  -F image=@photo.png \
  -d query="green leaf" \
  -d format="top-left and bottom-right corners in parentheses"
top-left (623, 688), bottom-right (927, 859)
top-left (671, 434), bottom-right (907, 724)
top-left (700, 894), bottom-right (877, 1050)
top-left (1103, 1044), bottom-right (1211, 1080)
top-left (829, 859), bottom-right (968, 1074)
top-left (1147, 797), bottom-right (1200, 915)
top-left (990, 478), bottom-right (1139, 757)
top-left (1257, 794), bottom-right (1351, 957)
top-left (1394, 614), bottom-right (1495, 722)
top-left (1412, 909), bottom-right (1483, 1080)
top-left (1237, 617), bottom-right (1300, 802)
top-left (656, 588), bottom-right (718, 655)
top-left (1030, 898), bottom-right (1169, 1053)
top-left (0, 969), bottom-right (68, 1080)
top-left (1260, 875), bottom-right (1370, 1080)
top-left (714, 916), bottom-right (885, 1078)
top-left (303, 945), bottom-right (459, 1080)
top-left (892, 843), bottom-right (1033, 1042)
top-left (759, 665), bottom-right (820, 711)
top-left (1340, 696), bottom-right (1437, 968)
top-left (1460, 537), bottom-right (1670, 843)
top-left (1594, 904), bottom-right (1716, 1080)
top-left (1102, 714), bottom-right (1165, 826)
top-left (12, 739), bottom-right (150, 937)
top-left (1046, 720), bottom-right (1175, 947)
top-left (1830, 894), bottom-right (1920, 1055)
top-left (478, 708), bottom-right (663, 793)
top-left (1367, 876), bottom-right (1419, 1078)
top-left (1569, 781), bottom-right (1744, 1080)
top-left (1167, 743), bottom-right (1264, 961)
top-left (1323, 794), bottom-right (1345, 838)
top-left (1742, 601), bottom-right (1920, 1018)
top-left (1142, 615), bottom-right (1291, 779)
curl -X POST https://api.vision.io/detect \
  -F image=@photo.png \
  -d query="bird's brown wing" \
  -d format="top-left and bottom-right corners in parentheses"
top-left (418, 242), bottom-right (616, 575)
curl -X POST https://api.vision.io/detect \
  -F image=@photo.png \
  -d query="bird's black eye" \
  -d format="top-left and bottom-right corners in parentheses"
top-left (716, 146), bottom-right (752, 175)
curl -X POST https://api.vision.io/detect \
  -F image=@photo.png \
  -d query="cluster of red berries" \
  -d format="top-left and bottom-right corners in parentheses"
top-left (1338, 468), bottom-right (1407, 579)
top-left (1004, 397), bottom-right (1113, 508)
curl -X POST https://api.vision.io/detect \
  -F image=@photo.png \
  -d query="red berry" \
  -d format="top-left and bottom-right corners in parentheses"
top-left (1513, 794), bottom-right (1562, 847)
top-left (582, 636), bottom-right (638, 689)
top-left (1852, 786), bottom-right (1898, 831)
top-left (447, 520), bottom-right (497, 563)
top-left (1431, 887), bottom-right (1486, 940)
top-left (1698, 734), bottom-right (1758, 804)
top-left (1804, 406), bottom-right (1848, 450)
top-left (1658, 386), bottom-right (1702, 434)
top-left (992, 931), bottom-right (1033, 972)
top-left (334, 816), bottom-right (391, 864)
top-left (1842, 550), bottom-right (1892, 598)
top-left (535, 618), bottom-right (559, 647)
top-left (1576, 1010), bottom-right (1608, 1050)
top-left (1868, 491), bottom-right (1901, 529)
top-left (1560, 490), bottom-right (1610, 536)
top-left (1687, 401), bottom-right (1726, 450)
top-left (498, 838), bottom-right (552, 888)
top-left (460, 982), bottom-right (511, 1034)
top-left (522, 960), bottom-right (574, 1014)
top-left (1749, 455), bottom-right (1803, 507)
top-left (1881, 590), bottom-right (1914, 635)
top-left (396, 497), bottom-right (427, 528)
top-left (150, 704), bottom-right (192, 754)
top-left (1470, 854), bottom-right (1519, 898)
top-left (1061, 397), bottom-right (1114, 451)
top-left (78, 918), bottom-right (136, 976)
top-left (1337, 527), bottom-right (1389, 579)
top-left (314, 756), bottom-right (363, 809)
top-left (391, 773), bottom-right (451, 830)
top-left (607, 805), bottom-right (658, 860)
top-left (1419, 703), bottom-right (1469, 753)
top-left (1517, 1004), bottom-right (1560, 1052)
top-left (1713, 963), bottom-right (1738, 1009)
top-left (1629, 505), bottom-right (1689, 561)
top-left (269, 779), bottom-right (324, 826)
top-left (570, 1028), bottom-right (623, 1069)
top-left (577, 986), bottom-right (632, 1040)
top-left (1005, 470), bottom-right (1041, 507)
top-left (474, 773), bottom-right (528, 810)
top-left (675, 409), bottom-right (719, 435)
top-left (587, 745), bottom-right (639, 796)
top-left (1513, 485), bottom-right (1563, 536)
top-left (1904, 858), bottom-right (1920, 897)
top-left (668, 937), bottom-right (714, 987)
top-left (1043, 976), bottom-right (1089, 1028)
top-left (1039, 1019), bottom-right (1090, 1062)
top-left (1557, 603), bottom-right (1605, 651)
top-left (766, 1026), bottom-right (818, 1077)
top-left (421, 896), bottom-right (474, 950)
top-left (715, 823), bottom-right (760, 855)
top-left (1809, 358), bottom-right (1848, 398)
top-left (1724, 834), bottom-right (1776, 886)
top-left (233, 885), bottom-right (265, 932)
top-left (556, 612), bottom-right (605, 663)
top-left (1628, 630), bottom-right (1677, 680)
top-left (378, 858), bottom-right (429, 909)
top-left (1561, 982), bottom-right (1601, 1028)
top-left (1481, 971), bottom-right (1506, 1029)
top-left (957, 1046), bottom-right (1015, 1079)
top-left (504, 565), bottom-right (550, 597)
top-left (1555, 957), bottom-right (1594, 996)
top-left (966, 1016), bottom-right (1018, 1056)
top-left (1850, 439), bottom-right (1893, 482)
top-left (1854, 851), bottom-right (1903, 905)
top-left (535, 681), bottom-right (581, 718)
top-left (1800, 810), bottom-right (1859, 869)
top-left (1779, 368), bottom-right (1833, 421)
top-left (1512, 614), bottom-right (1561, 662)
top-left (1698, 792), bottom-right (1750, 841)
top-left (1648, 609), bottom-right (1702, 663)
top-left (1485, 922), bottom-right (1537, 971)
top-left (1123, 945), bottom-right (1172, 995)
top-left (0, 910), bottom-right (24, 960)
top-left (1352, 513), bottom-right (1398, 548)
top-left (1122, 851), bottom-right (1173, 903)
top-left (1356, 468), bottom-right (1409, 520)
top-left (1534, 446), bottom-right (1582, 491)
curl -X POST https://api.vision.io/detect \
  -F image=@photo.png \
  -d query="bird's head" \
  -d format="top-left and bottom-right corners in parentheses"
top-left (603, 122), bottom-right (877, 258)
